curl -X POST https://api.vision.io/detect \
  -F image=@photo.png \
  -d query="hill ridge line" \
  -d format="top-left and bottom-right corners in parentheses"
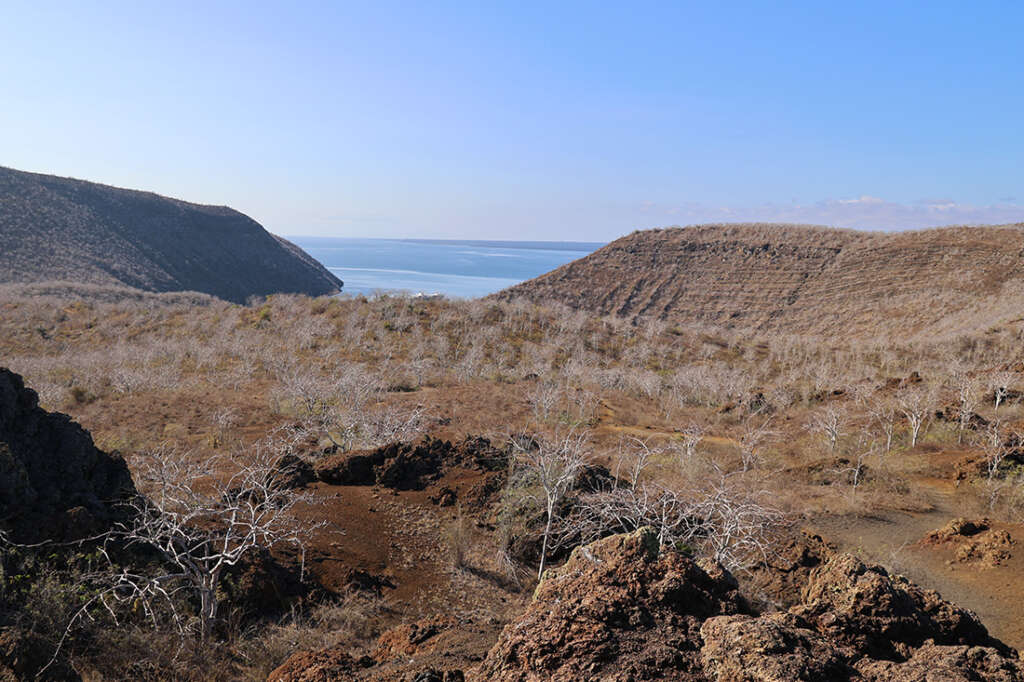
top-left (0, 165), bottom-right (342, 303)
top-left (496, 223), bottom-right (1024, 338)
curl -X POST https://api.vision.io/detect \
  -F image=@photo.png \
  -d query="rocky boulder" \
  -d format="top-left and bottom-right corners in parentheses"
top-left (0, 368), bottom-right (134, 542)
top-left (699, 613), bottom-right (852, 681)
top-left (922, 518), bottom-right (1014, 567)
top-left (475, 530), bottom-right (1020, 682)
top-left (793, 554), bottom-right (1004, 661)
top-left (856, 643), bottom-right (1023, 681)
top-left (269, 614), bottom-right (495, 682)
top-left (742, 531), bottom-right (834, 610)
top-left (371, 615), bottom-right (458, 662)
top-left (477, 527), bottom-right (747, 681)
top-left (315, 436), bottom-right (509, 491)
top-left (267, 649), bottom-right (372, 682)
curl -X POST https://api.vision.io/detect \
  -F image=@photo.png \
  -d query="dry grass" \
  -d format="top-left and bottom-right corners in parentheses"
top-left (4, 283), bottom-right (1024, 523)
top-left (6, 281), bottom-right (1024, 675)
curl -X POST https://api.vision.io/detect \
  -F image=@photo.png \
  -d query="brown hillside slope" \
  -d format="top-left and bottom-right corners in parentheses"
top-left (495, 223), bottom-right (1024, 338)
top-left (0, 166), bottom-right (342, 303)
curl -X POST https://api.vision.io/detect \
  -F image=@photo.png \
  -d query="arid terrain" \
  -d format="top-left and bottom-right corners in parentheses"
top-left (2, 224), bottom-right (1024, 680)
top-left (497, 223), bottom-right (1024, 338)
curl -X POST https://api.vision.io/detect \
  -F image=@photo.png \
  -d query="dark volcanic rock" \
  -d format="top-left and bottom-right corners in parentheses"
top-left (273, 453), bottom-right (317, 489)
top-left (0, 626), bottom-right (80, 682)
top-left (374, 440), bottom-right (447, 490)
top-left (0, 368), bottom-right (134, 542)
top-left (315, 451), bottom-right (378, 485)
top-left (223, 549), bottom-right (310, 619)
top-left (315, 436), bottom-right (510, 492)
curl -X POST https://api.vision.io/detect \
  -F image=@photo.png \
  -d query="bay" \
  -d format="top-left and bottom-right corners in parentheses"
top-left (288, 237), bottom-right (604, 299)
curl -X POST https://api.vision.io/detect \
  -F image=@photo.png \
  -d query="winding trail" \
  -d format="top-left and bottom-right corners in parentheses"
top-left (807, 478), bottom-right (1024, 650)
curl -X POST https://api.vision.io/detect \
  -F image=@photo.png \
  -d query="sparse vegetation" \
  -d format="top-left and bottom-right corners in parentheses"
top-left (5, 247), bottom-right (1024, 676)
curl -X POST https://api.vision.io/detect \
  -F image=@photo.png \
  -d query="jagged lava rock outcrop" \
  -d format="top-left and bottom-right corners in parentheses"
top-left (478, 528), bottom-right (746, 681)
top-left (314, 436), bottom-right (509, 493)
top-left (0, 368), bottom-right (134, 542)
top-left (477, 528), bottom-right (1021, 681)
top-left (270, 527), bottom-right (1022, 680)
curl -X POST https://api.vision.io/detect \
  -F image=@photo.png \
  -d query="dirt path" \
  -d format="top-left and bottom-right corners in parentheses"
top-left (807, 478), bottom-right (1024, 650)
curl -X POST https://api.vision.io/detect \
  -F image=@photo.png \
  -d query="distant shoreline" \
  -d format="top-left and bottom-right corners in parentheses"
top-left (282, 236), bottom-right (606, 252)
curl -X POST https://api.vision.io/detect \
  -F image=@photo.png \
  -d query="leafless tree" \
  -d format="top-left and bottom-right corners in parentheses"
top-left (365, 403), bottom-right (427, 446)
top-left (511, 430), bottom-right (591, 579)
top-left (528, 382), bottom-right (561, 422)
top-left (456, 341), bottom-right (485, 381)
top-left (807, 406), bottom-right (844, 452)
top-left (955, 374), bottom-right (983, 445)
top-left (209, 407), bottom-right (239, 449)
top-left (564, 449), bottom-right (784, 572)
top-left (739, 416), bottom-right (774, 472)
top-left (979, 423), bottom-right (1014, 511)
top-left (832, 435), bottom-right (873, 502)
top-left (562, 439), bottom-right (693, 552)
top-left (866, 398), bottom-right (898, 455)
top-left (276, 363), bottom-right (422, 454)
top-left (615, 436), bottom-right (660, 489)
top-left (988, 371), bottom-right (1016, 411)
top-left (407, 339), bottom-right (433, 387)
top-left (982, 424), bottom-right (1010, 482)
top-left (897, 385), bottom-right (932, 448)
top-left (107, 441), bottom-right (325, 641)
top-left (566, 480), bottom-right (690, 550)
top-left (678, 423), bottom-right (705, 466)
top-left (684, 480), bottom-right (785, 572)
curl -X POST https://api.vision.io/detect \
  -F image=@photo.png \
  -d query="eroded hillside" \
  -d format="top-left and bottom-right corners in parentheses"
top-left (497, 223), bottom-right (1024, 338)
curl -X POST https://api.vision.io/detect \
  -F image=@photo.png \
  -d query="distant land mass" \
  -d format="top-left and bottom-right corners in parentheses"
top-left (496, 223), bottom-right (1024, 338)
top-left (0, 166), bottom-right (341, 303)
top-left (400, 238), bottom-right (606, 252)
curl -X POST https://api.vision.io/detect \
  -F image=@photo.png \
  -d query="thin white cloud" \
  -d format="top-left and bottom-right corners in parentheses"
top-left (836, 195), bottom-right (885, 205)
top-left (647, 197), bottom-right (1024, 230)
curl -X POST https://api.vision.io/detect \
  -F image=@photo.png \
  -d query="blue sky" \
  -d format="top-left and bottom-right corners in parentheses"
top-left (3, 1), bottom-right (1023, 240)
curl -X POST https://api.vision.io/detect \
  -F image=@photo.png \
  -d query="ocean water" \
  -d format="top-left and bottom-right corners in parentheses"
top-left (289, 237), bottom-right (604, 299)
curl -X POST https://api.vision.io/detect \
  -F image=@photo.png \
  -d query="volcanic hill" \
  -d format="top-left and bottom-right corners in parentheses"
top-left (497, 223), bottom-right (1024, 338)
top-left (0, 166), bottom-right (341, 303)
